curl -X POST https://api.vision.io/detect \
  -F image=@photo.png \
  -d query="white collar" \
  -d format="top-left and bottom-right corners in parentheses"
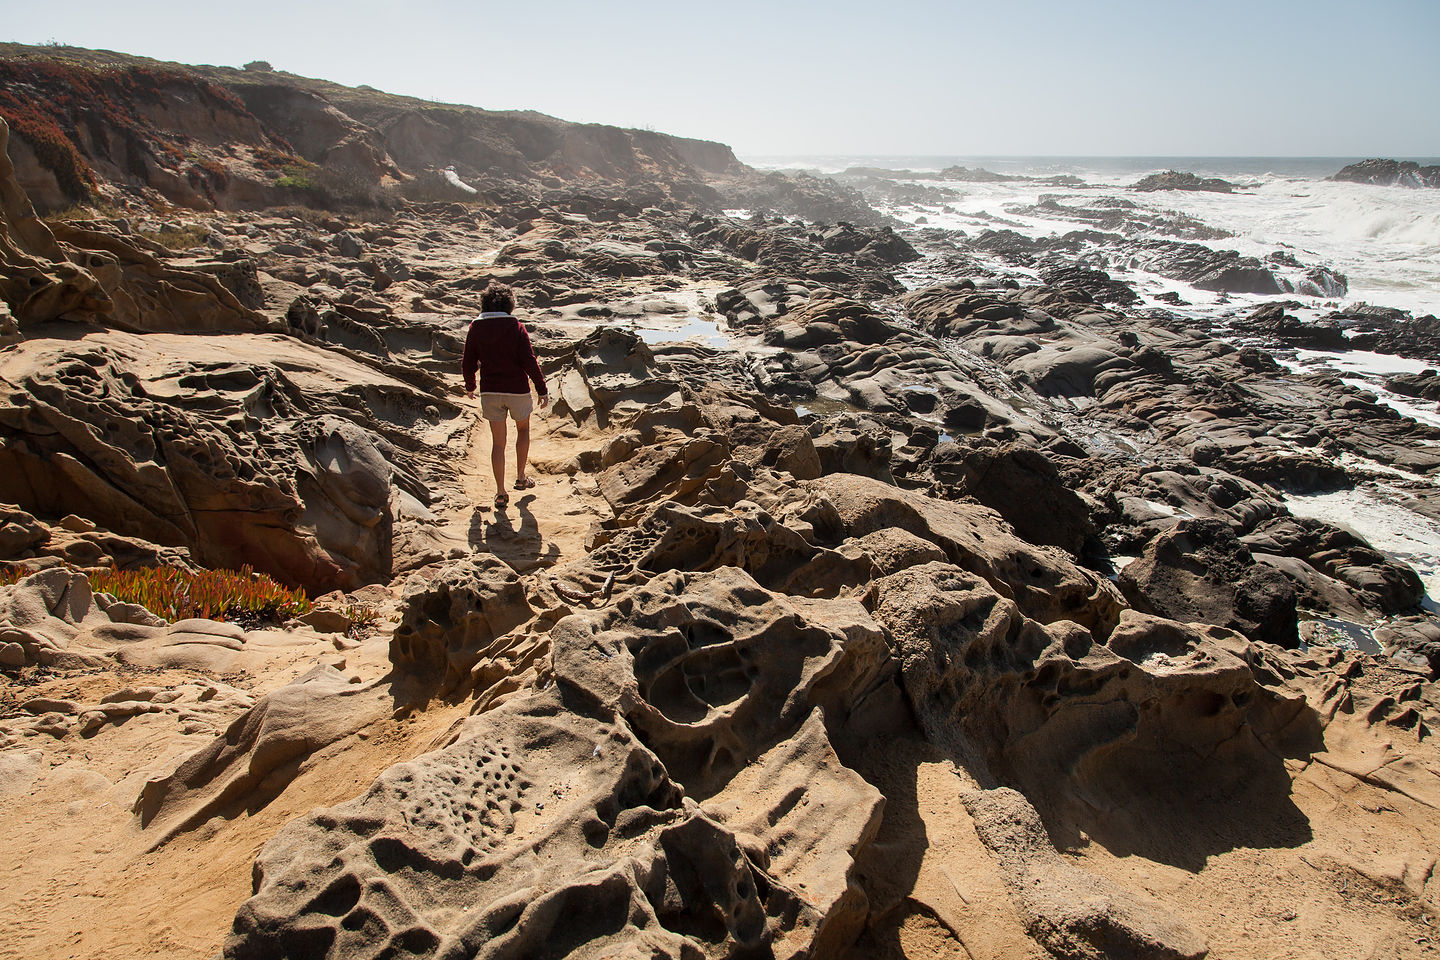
top-left (479, 311), bottom-right (514, 319)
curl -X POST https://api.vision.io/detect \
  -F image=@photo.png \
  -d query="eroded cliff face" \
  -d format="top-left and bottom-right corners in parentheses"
top-left (0, 53), bottom-right (293, 211)
top-left (0, 114), bottom-right (452, 594)
top-left (0, 43), bottom-right (745, 214)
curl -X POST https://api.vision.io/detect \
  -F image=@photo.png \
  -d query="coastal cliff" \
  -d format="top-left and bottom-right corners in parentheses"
top-left (0, 42), bottom-right (745, 212)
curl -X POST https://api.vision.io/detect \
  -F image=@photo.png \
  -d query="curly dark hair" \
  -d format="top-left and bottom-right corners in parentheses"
top-left (480, 282), bottom-right (516, 314)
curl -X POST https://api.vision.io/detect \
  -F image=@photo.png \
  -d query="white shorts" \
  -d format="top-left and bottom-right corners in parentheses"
top-left (480, 391), bottom-right (533, 422)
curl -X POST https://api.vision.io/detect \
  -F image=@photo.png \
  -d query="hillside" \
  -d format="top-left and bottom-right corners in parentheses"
top-left (0, 42), bottom-right (746, 212)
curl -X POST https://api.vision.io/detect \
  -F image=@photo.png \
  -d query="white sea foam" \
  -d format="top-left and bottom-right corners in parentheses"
top-left (788, 157), bottom-right (1440, 317)
top-left (1133, 178), bottom-right (1440, 315)
top-left (1274, 349), bottom-right (1440, 426)
top-left (759, 156), bottom-right (1440, 610)
top-left (1285, 485), bottom-right (1440, 605)
top-left (1291, 348), bottom-right (1434, 378)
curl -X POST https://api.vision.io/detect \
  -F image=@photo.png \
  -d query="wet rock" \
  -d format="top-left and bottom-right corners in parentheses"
top-left (1037, 264), bottom-right (1140, 307)
top-left (1122, 239), bottom-right (1287, 295)
top-left (1387, 368), bottom-right (1440, 402)
top-left (1240, 515), bottom-right (1425, 615)
top-left (814, 474), bottom-right (1122, 632)
top-left (1235, 302), bottom-right (1347, 349)
top-left (1338, 308), bottom-right (1440, 361)
top-left (1131, 170), bottom-right (1235, 193)
top-left (0, 118), bottom-right (109, 325)
top-left (1332, 158), bottom-right (1440, 189)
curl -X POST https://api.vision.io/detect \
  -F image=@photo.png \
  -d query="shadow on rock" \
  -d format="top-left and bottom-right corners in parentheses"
top-left (870, 560), bottom-right (1321, 873)
top-left (466, 497), bottom-right (559, 573)
top-left (224, 566), bottom-right (894, 959)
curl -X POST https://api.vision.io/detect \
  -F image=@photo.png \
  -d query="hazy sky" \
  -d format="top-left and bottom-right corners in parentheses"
top-left (5, 0), bottom-right (1438, 158)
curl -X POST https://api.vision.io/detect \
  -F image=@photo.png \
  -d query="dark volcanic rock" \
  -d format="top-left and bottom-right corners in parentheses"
top-left (1125, 239), bottom-right (1288, 295)
top-left (817, 222), bottom-right (921, 264)
top-left (1241, 516), bottom-right (1425, 616)
top-left (1336, 308), bottom-right (1440, 362)
top-left (938, 165), bottom-right (1020, 182)
top-left (1131, 170), bottom-right (1236, 193)
top-left (1120, 518), bottom-right (1299, 647)
top-left (934, 165), bottom-right (1085, 187)
top-left (1037, 264), bottom-right (1140, 307)
top-left (1006, 197), bottom-right (1234, 242)
top-left (1332, 159), bottom-right (1440, 189)
top-left (1387, 369), bottom-right (1440, 402)
top-left (1235, 302), bottom-right (1348, 349)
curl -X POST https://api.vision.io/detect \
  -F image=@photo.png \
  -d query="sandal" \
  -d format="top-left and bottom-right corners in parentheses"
top-left (514, 476), bottom-right (537, 491)
top-left (493, 492), bottom-right (509, 509)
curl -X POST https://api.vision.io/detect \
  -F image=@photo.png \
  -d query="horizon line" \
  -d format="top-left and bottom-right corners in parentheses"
top-left (737, 153), bottom-right (1440, 160)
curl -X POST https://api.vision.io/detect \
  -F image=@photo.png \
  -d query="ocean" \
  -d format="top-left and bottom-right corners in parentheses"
top-left (743, 156), bottom-right (1440, 318)
top-left (736, 155), bottom-right (1440, 613)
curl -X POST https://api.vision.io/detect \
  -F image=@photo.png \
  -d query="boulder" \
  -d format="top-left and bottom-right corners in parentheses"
top-left (389, 557), bottom-right (534, 694)
top-left (1332, 159), bottom-right (1440, 189)
top-left (1120, 518), bottom-right (1299, 647)
top-left (1131, 170), bottom-right (1235, 193)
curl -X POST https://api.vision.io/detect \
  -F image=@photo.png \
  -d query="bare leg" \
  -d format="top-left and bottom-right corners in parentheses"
top-left (514, 417), bottom-right (531, 485)
top-left (488, 418), bottom-right (507, 494)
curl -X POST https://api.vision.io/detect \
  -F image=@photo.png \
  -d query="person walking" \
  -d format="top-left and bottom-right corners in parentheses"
top-left (461, 283), bottom-right (549, 509)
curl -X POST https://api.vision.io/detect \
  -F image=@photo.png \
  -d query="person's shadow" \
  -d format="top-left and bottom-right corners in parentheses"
top-left (466, 492), bottom-right (560, 572)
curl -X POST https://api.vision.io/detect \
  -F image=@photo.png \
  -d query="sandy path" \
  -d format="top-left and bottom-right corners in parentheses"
top-left (447, 402), bottom-right (614, 575)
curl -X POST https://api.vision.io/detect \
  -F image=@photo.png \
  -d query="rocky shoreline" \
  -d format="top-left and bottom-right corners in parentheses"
top-left (3, 48), bottom-right (1440, 960)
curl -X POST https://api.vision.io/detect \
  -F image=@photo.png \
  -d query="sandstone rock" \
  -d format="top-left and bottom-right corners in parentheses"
top-left (0, 504), bottom-right (50, 557)
top-left (0, 325), bottom-right (450, 593)
top-left (926, 441), bottom-right (1095, 556)
top-left (0, 118), bottom-right (107, 325)
top-left (811, 417), bottom-right (896, 482)
top-left (966, 787), bottom-right (1208, 960)
top-left (0, 566), bottom-right (103, 668)
top-left (50, 220), bottom-right (272, 333)
top-left (811, 474), bottom-right (1122, 632)
top-left (136, 663), bottom-right (389, 845)
top-left (225, 566), bottom-right (891, 959)
top-left (1, 116), bottom-right (269, 334)
top-left (871, 559), bottom-right (1318, 872)
top-left (389, 557), bottom-right (534, 695)
top-left (295, 607), bottom-right (354, 634)
top-left (1011, 344), bottom-right (1132, 397)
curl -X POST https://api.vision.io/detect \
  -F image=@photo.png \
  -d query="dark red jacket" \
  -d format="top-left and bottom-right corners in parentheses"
top-left (461, 312), bottom-right (548, 396)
